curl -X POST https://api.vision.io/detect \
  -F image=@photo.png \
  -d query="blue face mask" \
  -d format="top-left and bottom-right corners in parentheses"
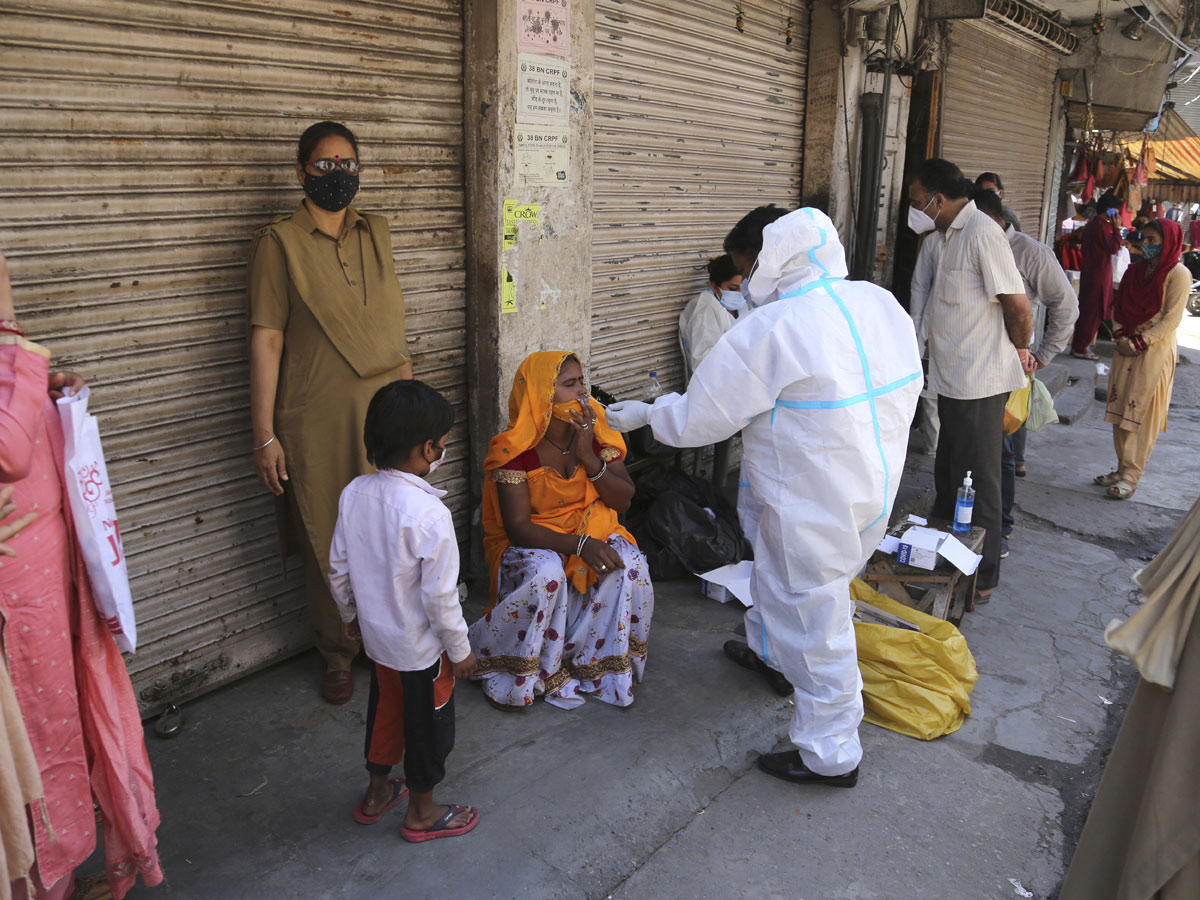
top-left (1142, 242), bottom-right (1162, 260)
top-left (717, 287), bottom-right (747, 311)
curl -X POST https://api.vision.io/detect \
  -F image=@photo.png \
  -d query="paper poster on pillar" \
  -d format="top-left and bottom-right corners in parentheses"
top-left (501, 267), bottom-right (518, 314)
top-left (516, 0), bottom-right (570, 58)
top-left (517, 54), bottom-right (570, 126)
top-left (515, 127), bottom-right (569, 188)
top-left (503, 199), bottom-right (541, 249)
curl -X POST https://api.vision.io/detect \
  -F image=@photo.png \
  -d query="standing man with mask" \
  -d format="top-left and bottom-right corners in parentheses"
top-left (974, 172), bottom-right (1021, 232)
top-left (906, 159), bottom-right (1033, 604)
top-left (973, 188), bottom-right (1077, 553)
top-left (607, 207), bottom-right (922, 787)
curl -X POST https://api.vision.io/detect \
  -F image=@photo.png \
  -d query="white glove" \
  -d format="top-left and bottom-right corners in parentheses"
top-left (604, 400), bottom-right (652, 433)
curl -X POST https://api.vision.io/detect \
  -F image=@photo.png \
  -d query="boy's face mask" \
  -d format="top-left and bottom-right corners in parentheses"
top-left (426, 443), bottom-right (447, 473)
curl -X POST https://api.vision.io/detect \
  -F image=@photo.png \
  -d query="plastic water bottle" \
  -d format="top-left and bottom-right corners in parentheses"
top-left (647, 370), bottom-right (663, 399)
top-left (953, 471), bottom-right (975, 533)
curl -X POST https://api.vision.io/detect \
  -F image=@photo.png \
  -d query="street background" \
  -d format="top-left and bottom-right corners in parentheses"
top-left (118, 318), bottom-right (1200, 900)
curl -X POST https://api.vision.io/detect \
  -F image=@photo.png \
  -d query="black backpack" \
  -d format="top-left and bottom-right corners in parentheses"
top-left (627, 467), bottom-right (751, 580)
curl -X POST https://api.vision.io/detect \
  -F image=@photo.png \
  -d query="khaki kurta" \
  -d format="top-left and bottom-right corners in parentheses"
top-left (1104, 264), bottom-right (1188, 485)
top-left (1106, 263), bottom-right (1188, 434)
top-left (247, 202), bottom-right (410, 605)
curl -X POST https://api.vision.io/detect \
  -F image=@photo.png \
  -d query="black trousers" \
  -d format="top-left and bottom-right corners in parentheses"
top-left (363, 656), bottom-right (456, 794)
top-left (1001, 429), bottom-right (1026, 536)
top-left (932, 392), bottom-right (1007, 592)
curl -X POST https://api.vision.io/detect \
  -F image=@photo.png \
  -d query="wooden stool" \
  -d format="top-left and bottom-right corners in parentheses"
top-left (861, 521), bottom-right (986, 626)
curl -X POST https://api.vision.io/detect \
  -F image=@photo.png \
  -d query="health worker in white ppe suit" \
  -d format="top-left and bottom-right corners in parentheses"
top-left (679, 253), bottom-right (745, 376)
top-left (607, 206), bottom-right (922, 786)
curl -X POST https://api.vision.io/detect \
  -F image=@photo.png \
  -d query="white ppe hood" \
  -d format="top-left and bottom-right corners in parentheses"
top-left (744, 207), bottom-right (850, 307)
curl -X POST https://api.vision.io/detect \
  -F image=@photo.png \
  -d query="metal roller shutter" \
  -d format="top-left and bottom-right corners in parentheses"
top-left (940, 19), bottom-right (1058, 239)
top-left (0, 0), bottom-right (468, 711)
top-left (592, 0), bottom-right (808, 398)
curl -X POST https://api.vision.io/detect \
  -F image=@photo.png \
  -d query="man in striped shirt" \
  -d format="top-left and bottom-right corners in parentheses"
top-left (906, 158), bottom-right (1034, 603)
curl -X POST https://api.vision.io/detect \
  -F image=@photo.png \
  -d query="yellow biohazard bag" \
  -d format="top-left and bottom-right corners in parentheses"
top-left (852, 579), bottom-right (979, 740)
top-left (1003, 377), bottom-right (1031, 435)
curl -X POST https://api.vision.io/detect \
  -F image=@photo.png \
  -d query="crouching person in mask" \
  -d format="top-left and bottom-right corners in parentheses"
top-left (607, 207), bottom-right (922, 786)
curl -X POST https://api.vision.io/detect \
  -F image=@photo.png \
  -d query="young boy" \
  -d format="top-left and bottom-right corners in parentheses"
top-left (329, 379), bottom-right (480, 842)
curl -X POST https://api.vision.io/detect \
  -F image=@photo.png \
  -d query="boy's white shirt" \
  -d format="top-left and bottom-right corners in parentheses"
top-left (329, 469), bottom-right (472, 669)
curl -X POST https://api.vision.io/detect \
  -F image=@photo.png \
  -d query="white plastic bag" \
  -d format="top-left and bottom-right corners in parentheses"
top-left (1025, 373), bottom-right (1059, 432)
top-left (56, 387), bottom-right (137, 652)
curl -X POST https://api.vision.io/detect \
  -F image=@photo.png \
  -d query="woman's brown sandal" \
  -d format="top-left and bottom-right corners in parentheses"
top-left (1107, 481), bottom-right (1136, 500)
top-left (486, 695), bottom-right (526, 713)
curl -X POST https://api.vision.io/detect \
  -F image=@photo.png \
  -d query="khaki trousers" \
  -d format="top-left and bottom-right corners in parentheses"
top-left (1113, 423), bottom-right (1163, 487)
top-left (286, 488), bottom-right (358, 671)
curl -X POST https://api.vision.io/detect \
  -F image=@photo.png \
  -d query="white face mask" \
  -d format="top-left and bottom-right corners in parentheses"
top-left (907, 195), bottom-right (938, 235)
top-left (717, 287), bottom-right (747, 312)
top-left (427, 447), bottom-right (447, 474)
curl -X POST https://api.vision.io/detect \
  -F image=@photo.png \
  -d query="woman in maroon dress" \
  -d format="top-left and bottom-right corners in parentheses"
top-left (1071, 193), bottom-right (1124, 359)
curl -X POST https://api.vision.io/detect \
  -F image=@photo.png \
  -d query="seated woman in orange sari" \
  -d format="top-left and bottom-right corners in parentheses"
top-left (470, 351), bottom-right (654, 709)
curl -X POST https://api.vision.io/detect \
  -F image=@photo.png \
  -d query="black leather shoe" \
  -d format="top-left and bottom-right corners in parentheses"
top-left (757, 750), bottom-right (858, 787)
top-left (723, 640), bottom-right (794, 697)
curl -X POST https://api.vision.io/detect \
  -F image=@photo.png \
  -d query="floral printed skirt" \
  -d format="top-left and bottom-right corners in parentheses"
top-left (469, 536), bottom-right (653, 709)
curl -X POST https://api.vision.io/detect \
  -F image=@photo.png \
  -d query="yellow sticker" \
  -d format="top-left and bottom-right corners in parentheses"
top-left (501, 267), bottom-right (518, 314)
top-left (502, 200), bottom-right (541, 250)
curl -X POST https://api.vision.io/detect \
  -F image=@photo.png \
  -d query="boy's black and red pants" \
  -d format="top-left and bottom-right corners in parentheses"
top-left (364, 653), bottom-right (455, 794)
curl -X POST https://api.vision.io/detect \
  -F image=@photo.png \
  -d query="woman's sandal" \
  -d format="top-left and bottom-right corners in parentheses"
top-left (400, 805), bottom-right (481, 843)
top-left (1107, 481), bottom-right (1136, 500)
top-left (486, 695), bottom-right (526, 713)
top-left (1094, 472), bottom-right (1122, 487)
top-left (67, 872), bottom-right (113, 900)
top-left (353, 777), bottom-right (409, 825)
top-left (1072, 349), bottom-right (1100, 360)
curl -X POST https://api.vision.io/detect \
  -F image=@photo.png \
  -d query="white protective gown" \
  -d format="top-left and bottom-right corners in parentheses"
top-left (679, 287), bottom-right (736, 376)
top-left (644, 208), bottom-right (922, 774)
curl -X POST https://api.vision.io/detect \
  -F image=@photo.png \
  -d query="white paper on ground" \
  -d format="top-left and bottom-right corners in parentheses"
top-left (877, 535), bottom-right (901, 554)
top-left (698, 560), bottom-right (754, 607)
top-left (906, 514), bottom-right (928, 525)
top-left (936, 532), bottom-right (982, 575)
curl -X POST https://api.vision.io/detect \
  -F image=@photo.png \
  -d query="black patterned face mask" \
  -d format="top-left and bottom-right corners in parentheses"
top-left (303, 170), bottom-right (359, 212)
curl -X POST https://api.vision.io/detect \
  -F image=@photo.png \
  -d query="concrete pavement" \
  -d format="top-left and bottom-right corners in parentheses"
top-left (117, 318), bottom-right (1200, 900)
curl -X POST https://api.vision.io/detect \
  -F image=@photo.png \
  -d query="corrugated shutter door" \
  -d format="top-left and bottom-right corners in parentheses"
top-left (592, 0), bottom-right (808, 397)
top-left (941, 20), bottom-right (1057, 238)
top-left (0, 0), bottom-right (467, 711)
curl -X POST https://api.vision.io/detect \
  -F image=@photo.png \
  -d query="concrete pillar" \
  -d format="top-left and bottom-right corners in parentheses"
top-left (463, 0), bottom-right (596, 495)
top-left (802, 0), bottom-right (865, 249)
top-left (801, 0), bottom-right (920, 284)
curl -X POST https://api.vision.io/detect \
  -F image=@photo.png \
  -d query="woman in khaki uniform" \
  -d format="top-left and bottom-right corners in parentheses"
top-left (247, 121), bottom-right (411, 703)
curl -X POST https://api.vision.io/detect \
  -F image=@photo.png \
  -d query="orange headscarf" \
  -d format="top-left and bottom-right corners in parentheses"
top-left (482, 351), bottom-right (634, 608)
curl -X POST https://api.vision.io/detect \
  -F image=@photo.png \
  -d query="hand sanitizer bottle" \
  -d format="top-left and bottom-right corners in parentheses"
top-left (647, 371), bottom-right (663, 399)
top-left (953, 470), bottom-right (975, 533)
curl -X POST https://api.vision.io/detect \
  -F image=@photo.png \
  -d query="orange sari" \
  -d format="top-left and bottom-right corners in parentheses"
top-left (482, 351), bottom-right (635, 608)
